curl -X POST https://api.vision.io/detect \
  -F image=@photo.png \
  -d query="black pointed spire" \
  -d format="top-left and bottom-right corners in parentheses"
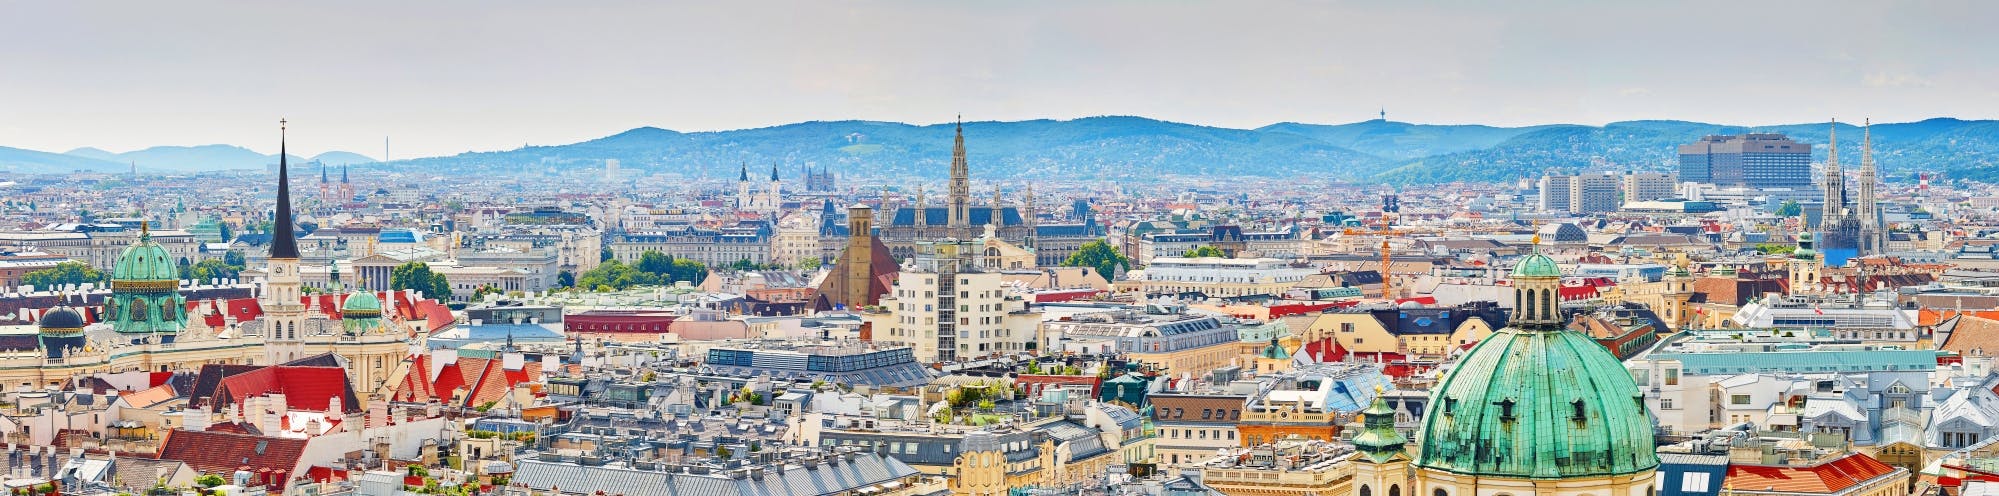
top-left (770, 162), bottom-right (779, 182)
top-left (271, 119), bottom-right (300, 259)
top-left (341, 164), bottom-right (349, 183)
top-left (320, 162), bottom-right (328, 183)
top-left (739, 162), bottom-right (749, 182)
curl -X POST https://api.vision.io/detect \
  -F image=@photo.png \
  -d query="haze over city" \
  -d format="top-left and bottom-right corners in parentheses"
top-left (4, 1), bottom-right (1997, 157)
top-left (6, 3), bottom-right (1999, 496)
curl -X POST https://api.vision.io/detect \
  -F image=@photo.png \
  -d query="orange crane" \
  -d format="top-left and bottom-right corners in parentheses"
top-left (1343, 216), bottom-right (1410, 299)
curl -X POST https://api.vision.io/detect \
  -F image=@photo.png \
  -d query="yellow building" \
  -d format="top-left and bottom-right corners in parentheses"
top-left (1199, 439), bottom-right (1358, 496)
top-left (1298, 304), bottom-right (1503, 358)
top-left (1116, 257), bottom-right (1317, 298)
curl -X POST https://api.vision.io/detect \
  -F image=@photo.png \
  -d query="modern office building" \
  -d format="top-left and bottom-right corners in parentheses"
top-left (1622, 171), bottom-right (1678, 203)
top-left (1677, 133), bottom-right (1812, 190)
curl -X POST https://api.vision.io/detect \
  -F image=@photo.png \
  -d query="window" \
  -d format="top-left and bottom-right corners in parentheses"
top-left (1730, 394), bottom-right (1751, 405)
top-left (1362, 486), bottom-right (1373, 496)
top-left (1681, 472), bottom-right (1711, 492)
top-left (1664, 368), bottom-right (1679, 386)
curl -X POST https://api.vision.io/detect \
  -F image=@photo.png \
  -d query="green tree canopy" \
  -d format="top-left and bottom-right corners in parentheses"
top-left (1776, 200), bottom-right (1802, 217)
top-left (21, 261), bottom-right (105, 289)
top-left (221, 250), bottom-right (247, 268)
top-left (182, 259), bottom-right (241, 283)
top-left (575, 254), bottom-right (707, 291)
top-left (390, 262), bottom-right (452, 301)
top-left (1062, 239), bottom-right (1130, 280)
top-left (556, 271), bottom-right (575, 288)
top-left (1184, 245), bottom-right (1228, 258)
top-left (798, 257), bottom-right (822, 271)
top-left (635, 251), bottom-right (674, 275)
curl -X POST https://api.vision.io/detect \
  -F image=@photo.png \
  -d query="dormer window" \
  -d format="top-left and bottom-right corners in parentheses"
top-left (1495, 398), bottom-right (1516, 421)
top-left (1572, 400), bottom-right (1587, 422)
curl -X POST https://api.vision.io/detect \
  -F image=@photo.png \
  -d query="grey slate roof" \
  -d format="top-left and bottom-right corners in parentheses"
top-left (511, 452), bottom-right (919, 496)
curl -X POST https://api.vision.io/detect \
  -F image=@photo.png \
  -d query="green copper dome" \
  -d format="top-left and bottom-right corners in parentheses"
top-left (1512, 252), bottom-right (1561, 278)
top-left (342, 290), bottom-right (382, 315)
top-left (111, 234), bottom-right (179, 286)
top-left (105, 229), bottom-right (187, 336)
top-left (1415, 325), bottom-right (1658, 479)
top-left (340, 290), bottom-right (385, 334)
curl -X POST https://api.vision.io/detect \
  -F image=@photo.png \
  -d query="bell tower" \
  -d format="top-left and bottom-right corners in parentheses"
top-left (264, 118), bottom-right (308, 363)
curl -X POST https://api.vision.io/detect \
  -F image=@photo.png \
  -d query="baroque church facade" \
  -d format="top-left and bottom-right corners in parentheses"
top-left (0, 121), bottom-right (420, 401)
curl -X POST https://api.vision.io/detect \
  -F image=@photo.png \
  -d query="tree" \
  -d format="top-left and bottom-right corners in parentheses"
top-left (799, 257), bottom-right (822, 271)
top-left (600, 247), bottom-right (613, 262)
top-left (194, 475), bottom-right (226, 488)
top-left (21, 261), bottom-right (105, 289)
top-left (1755, 243), bottom-right (1797, 255)
top-left (472, 285), bottom-right (504, 300)
top-left (184, 259), bottom-right (241, 283)
top-left (390, 262), bottom-right (452, 301)
top-left (1776, 200), bottom-right (1802, 217)
top-left (634, 251), bottom-right (674, 275)
top-left (669, 259), bottom-right (707, 284)
top-left (221, 250), bottom-right (246, 269)
top-left (1184, 245), bottom-right (1228, 258)
top-left (217, 223), bottom-right (233, 243)
top-left (1062, 239), bottom-right (1130, 280)
top-left (730, 258), bottom-right (760, 271)
top-left (556, 271), bottom-right (575, 288)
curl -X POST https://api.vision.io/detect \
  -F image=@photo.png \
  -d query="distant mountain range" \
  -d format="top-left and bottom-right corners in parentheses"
top-left (0, 143), bottom-right (375, 174)
top-left (7, 116), bottom-right (1997, 183)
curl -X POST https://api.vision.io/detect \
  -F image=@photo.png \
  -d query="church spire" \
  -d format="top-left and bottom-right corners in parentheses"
top-left (770, 162), bottom-right (779, 182)
top-left (913, 184), bottom-right (927, 228)
top-left (948, 115), bottom-right (971, 237)
top-left (1858, 118), bottom-right (1880, 251)
top-left (1819, 119), bottom-right (1843, 231)
top-left (271, 118), bottom-right (300, 260)
top-left (740, 162), bottom-right (749, 182)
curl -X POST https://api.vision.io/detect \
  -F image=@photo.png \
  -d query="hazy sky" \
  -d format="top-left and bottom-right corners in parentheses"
top-left (3, 1), bottom-right (1995, 158)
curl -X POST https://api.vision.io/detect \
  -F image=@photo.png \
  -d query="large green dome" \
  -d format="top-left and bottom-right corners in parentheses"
top-left (1511, 252), bottom-right (1559, 280)
top-left (342, 290), bottom-right (382, 316)
top-left (111, 235), bottom-right (179, 286)
top-left (1415, 325), bottom-right (1658, 479)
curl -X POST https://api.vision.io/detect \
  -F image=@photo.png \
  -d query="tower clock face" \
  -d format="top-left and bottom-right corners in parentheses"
top-left (275, 266), bottom-right (285, 275)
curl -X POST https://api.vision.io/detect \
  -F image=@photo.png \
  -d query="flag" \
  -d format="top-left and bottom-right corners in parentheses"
top-left (1814, 305), bottom-right (1824, 315)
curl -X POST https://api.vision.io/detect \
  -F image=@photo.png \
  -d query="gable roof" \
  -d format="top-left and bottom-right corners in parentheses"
top-left (212, 366), bottom-right (361, 414)
top-left (1724, 452), bottom-right (1899, 494)
top-left (158, 430), bottom-right (310, 476)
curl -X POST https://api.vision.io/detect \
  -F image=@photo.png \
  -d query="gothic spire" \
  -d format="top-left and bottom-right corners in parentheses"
top-left (770, 162), bottom-right (779, 182)
top-left (271, 118), bottom-right (300, 260)
top-left (739, 162), bottom-right (749, 182)
top-left (1858, 118), bottom-right (1880, 241)
top-left (1819, 119), bottom-right (1844, 231)
top-left (948, 115), bottom-right (971, 235)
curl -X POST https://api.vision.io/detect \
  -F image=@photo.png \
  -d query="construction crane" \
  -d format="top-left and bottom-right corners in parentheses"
top-left (1343, 208), bottom-right (1411, 299)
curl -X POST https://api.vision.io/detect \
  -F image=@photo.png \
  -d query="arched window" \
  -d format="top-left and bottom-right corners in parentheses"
top-left (1362, 485), bottom-right (1373, 496)
top-left (1544, 289), bottom-right (1556, 320)
top-left (1434, 489), bottom-right (1447, 496)
top-left (1523, 289), bottom-right (1536, 320)
top-left (1389, 485), bottom-right (1401, 496)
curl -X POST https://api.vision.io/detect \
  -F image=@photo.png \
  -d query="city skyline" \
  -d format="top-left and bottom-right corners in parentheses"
top-left (3, 1), bottom-right (1996, 157)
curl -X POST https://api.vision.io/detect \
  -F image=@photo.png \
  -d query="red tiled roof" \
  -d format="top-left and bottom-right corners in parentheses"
top-left (414, 299), bottom-right (454, 333)
top-left (392, 353), bottom-right (437, 403)
top-left (159, 430), bottom-right (309, 476)
top-left (224, 298), bottom-right (264, 322)
top-left (1725, 452), bottom-right (1898, 494)
top-left (213, 366), bottom-right (361, 413)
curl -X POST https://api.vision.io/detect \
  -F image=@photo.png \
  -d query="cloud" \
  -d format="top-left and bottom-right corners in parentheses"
top-left (1863, 71), bottom-right (1934, 88)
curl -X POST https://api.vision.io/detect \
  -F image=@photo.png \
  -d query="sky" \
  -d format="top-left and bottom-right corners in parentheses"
top-left (2, 1), bottom-right (1996, 159)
